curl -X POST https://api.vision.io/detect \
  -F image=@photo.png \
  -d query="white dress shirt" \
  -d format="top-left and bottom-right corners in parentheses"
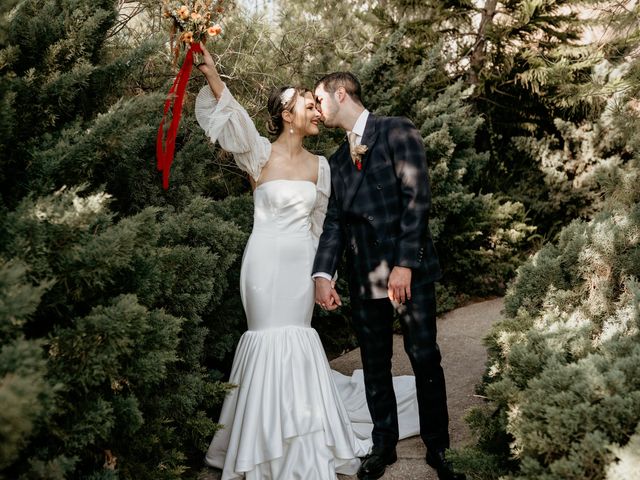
top-left (312, 109), bottom-right (370, 282)
top-left (348, 109), bottom-right (370, 147)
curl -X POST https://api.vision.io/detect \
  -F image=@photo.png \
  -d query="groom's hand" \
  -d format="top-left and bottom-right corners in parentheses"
top-left (388, 266), bottom-right (412, 304)
top-left (315, 277), bottom-right (342, 311)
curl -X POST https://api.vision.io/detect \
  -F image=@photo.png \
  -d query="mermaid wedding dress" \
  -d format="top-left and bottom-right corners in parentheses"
top-left (195, 85), bottom-right (419, 480)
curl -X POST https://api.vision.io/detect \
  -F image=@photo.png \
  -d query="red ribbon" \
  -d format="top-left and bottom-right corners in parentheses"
top-left (156, 42), bottom-right (203, 190)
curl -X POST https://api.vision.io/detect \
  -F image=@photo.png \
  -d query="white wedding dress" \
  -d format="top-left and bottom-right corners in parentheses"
top-left (196, 85), bottom-right (420, 480)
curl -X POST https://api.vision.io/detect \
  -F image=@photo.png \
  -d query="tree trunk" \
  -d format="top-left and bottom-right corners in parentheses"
top-left (468, 0), bottom-right (498, 86)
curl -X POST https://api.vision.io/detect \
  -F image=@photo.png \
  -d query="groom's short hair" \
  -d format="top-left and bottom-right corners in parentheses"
top-left (315, 72), bottom-right (363, 105)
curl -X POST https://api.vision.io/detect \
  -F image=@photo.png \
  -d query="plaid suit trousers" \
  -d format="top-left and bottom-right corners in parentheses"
top-left (350, 282), bottom-right (450, 452)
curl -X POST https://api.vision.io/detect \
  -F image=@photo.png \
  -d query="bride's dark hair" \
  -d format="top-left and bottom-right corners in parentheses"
top-left (266, 86), bottom-right (311, 136)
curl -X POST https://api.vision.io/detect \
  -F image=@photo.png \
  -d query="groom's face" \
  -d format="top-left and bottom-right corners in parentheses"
top-left (314, 85), bottom-right (340, 128)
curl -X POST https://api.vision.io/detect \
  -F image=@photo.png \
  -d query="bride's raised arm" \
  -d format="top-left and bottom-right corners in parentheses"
top-left (195, 43), bottom-right (270, 183)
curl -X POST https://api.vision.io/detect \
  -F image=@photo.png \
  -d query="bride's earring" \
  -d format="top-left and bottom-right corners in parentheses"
top-left (289, 123), bottom-right (294, 134)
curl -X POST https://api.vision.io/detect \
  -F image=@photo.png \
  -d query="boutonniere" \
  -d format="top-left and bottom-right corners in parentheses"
top-left (351, 144), bottom-right (368, 171)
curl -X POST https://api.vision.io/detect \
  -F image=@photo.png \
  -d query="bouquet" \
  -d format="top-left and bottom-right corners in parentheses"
top-left (162, 0), bottom-right (224, 64)
top-left (157, 0), bottom-right (225, 190)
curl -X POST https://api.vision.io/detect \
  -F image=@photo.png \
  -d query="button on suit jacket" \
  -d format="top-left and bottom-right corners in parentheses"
top-left (313, 114), bottom-right (442, 299)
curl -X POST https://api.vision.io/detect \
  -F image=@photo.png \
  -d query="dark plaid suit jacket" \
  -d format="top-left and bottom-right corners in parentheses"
top-left (313, 113), bottom-right (442, 299)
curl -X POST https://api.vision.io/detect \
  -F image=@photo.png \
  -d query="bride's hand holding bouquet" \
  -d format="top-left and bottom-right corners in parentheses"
top-left (156, 0), bottom-right (225, 190)
top-left (195, 42), bottom-right (225, 101)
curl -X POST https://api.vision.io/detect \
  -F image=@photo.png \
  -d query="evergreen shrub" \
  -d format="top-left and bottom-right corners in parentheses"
top-left (0, 188), bottom-right (246, 479)
top-left (511, 110), bottom-right (636, 238)
top-left (452, 162), bottom-right (640, 480)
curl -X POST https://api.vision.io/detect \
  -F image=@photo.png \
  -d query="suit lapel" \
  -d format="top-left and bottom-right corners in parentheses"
top-left (341, 114), bottom-right (380, 209)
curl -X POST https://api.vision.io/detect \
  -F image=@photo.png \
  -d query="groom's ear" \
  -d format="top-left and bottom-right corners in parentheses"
top-left (336, 86), bottom-right (347, 103)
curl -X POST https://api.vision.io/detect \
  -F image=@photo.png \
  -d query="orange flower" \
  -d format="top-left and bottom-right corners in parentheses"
top-left (191, 12), bottom-right (202, 20)
top-left (178, 5), bottom-right (190, 19)
top-left (208, 24), bottom-right (222, 36)
top-left (181, 31), bottom-right (194, 43)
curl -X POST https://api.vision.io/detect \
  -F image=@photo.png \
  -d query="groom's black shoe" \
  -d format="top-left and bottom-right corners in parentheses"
top-left (357, 448), bottom-right (397, 480)
top-left (426, 449), bottom-right (466, 480)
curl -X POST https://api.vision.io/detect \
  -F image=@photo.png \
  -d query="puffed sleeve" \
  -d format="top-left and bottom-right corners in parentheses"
top-left (195, 84), bottom-right (271, 181)
top-left (310, 156), bottom-right (331, 250)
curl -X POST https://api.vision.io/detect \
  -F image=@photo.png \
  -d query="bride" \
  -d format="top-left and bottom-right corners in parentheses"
top-left (194, 44), bottom-right (418, 480)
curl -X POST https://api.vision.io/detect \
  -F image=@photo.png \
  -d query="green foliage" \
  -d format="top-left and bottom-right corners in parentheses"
top-left (476, 1), bottom-right (640, 245)
top-left (0, 261), bottom-right (53, 471)
top-left (516, 1), bottom-right (640, 115)
top-left (0, 186), bottom-right (245, 479)
top-left (0, 339), bottom-right (52, 469)
top-left (509, 106), bottom-right (636, 237)
top-left (414, 80), bottom-right (536, 301)
top-left (358, 32), bottom-right (451, 117)
top-left (458, 162), bottom-right (640, 479)
top-left (0, 0), bottom-right (158, 208)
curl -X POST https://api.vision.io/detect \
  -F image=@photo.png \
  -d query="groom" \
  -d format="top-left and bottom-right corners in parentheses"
top-left (312, 72), bottom-right (465, 480)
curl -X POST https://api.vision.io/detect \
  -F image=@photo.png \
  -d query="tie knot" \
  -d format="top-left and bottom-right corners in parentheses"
top-left (348, 131), bottom-right (358, 148)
